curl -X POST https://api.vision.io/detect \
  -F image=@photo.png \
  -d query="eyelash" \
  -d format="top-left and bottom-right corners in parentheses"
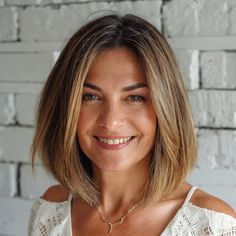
top-left (82, 93), bottom-right (147, 103)
top-left (127, 95), bottom-right (147, 102)
top-left (82, 93), bottom-right (101, 101)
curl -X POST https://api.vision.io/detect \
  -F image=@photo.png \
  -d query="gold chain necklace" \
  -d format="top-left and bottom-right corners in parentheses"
top-left (96, 200), bottom-right (143, 234)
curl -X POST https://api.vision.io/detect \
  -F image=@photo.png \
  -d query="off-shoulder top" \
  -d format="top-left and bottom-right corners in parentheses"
top-left (28, 186), bottom-right (236, 235)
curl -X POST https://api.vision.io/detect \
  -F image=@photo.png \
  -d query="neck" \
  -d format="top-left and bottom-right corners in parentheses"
top-left (92, 161), bottom-right (149, 215)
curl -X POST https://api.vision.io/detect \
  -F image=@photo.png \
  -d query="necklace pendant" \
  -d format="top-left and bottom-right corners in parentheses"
top-left (108, 222), bottom-right (113, 233)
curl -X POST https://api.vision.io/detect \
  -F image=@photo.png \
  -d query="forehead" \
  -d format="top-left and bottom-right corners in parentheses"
top-left (85, 47), bottom-right (147, 85)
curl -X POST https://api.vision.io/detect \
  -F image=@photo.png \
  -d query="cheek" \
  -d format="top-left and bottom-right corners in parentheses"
top-left (77, 109), bottom-right (92, 141)
top-left (137, 108), bottom-right (157, 149)
top-left (133, 106), bottom-right (157, 130)
top-left (77, 106), bottom-right (96, 130)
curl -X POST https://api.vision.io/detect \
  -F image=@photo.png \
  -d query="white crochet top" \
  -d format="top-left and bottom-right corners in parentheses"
top-left (28, 186), bottom-right (236, 235)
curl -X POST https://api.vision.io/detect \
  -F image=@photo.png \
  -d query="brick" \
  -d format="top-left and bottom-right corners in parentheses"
top-left (0, 126), bottom-right (34, 162)
top-left (197, 0), bottom-right (229, 36)
top-left (201, 52), bottom-right (224, 85)
top-left (0, 163), bottom-right (17, 197)
top-left (196, 129), bottom-right (236, 170)
top-left (6, 0), bottom-right (40, 5)
top-left (163, 0), bottom-right (197, 37)
top-left (0, 93), bottom-right (15, 125)
top-left (163, 0), bottom-right (230, 37)
top-left (41, 0), bottom-right (63, 3)
top-left (19, 4), bottom-right (106, 41)
top-left (218, 130), bottom-right (236, 168)
top-left (0, 82), bottom-right (43, 94)
top-left (188, 90), bottom-right (236, 128)
top-left (21, 164), bottom-right (58, 199)
top-left (41, 0), bottom-right (130, 4)
top-left (230, 7), bottom-right (236, 35)
top-left (197, 129), bottom-right (219, 169)
top-left (228, 0), bottom-right (236, 8)
top-left (42, 0), bottom-right (132, 3)
top-left (19, 1), bottom-right (161, 41)
top-left (187, 169), bottom-right (236, 209)
top-left (174, 49), bottom-right (199, 90)
top-left (0, 7), bottom-right (17, 41)
top-left (0, 53), bottom-right (54, 82)
top-left (201, 51), bottom-right (236, 89)
top-left (15, 94), bottom-right (38, 126)
top-left (0, 197), bottom-right (34, 236)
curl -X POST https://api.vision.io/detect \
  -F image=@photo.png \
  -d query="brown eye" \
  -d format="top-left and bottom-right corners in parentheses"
top-left (82, 93), bottom-right (100, 101)
top-left (128, 95), bottom-right (146, 102)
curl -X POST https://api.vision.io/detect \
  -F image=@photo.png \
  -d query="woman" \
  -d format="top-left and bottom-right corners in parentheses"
top-left (29, 14), bottom-right (236, 235)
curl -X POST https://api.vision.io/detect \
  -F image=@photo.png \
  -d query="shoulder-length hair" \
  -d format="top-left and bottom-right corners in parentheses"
top-left (31, 14), bottom-right (197, 206)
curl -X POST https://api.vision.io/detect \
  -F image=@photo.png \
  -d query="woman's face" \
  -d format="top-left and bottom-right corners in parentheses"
top-left (77, 47), bottom-right (157, 172)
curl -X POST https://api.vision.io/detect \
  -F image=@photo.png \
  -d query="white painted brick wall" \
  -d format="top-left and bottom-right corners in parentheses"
top-left (197, 129), bottom-right (236, 169)
top-left (163, 0), bottom-right (198, 37)
top-left (0, 93), bottom-right (15, 125)
top-left (0, 197), bottom-right (34, 236)
top-left (20, 164), bottom-right (58, 199)
top-left (174, 49), bottom-right (199, 90)
top-left (6, 0), bottom-right (40, 5)
top-left (230, 6), bottom-right (236, 34)
top-left (0, 53), bottom-right (54, 82)
top-left (163, 0), bottom-right (236, 37)
top-left (201, 51), bottom-right (236, 89)
top-left (0, 163), bottom-right (17, 197)
top-left (188, 90), bottom-right (236, 128)
top-left (15, 93), bottom-right (38, 126)
top-left (0, 126), bottom-right (34, 162)
top-left (0, 0), bottom-right (236, 235)
top-left (0, 7), bottom-right (18, 41)
top-left (19, 1), bottom-right (161, 41)
top-left (197, 0), bottom-right (229, 36)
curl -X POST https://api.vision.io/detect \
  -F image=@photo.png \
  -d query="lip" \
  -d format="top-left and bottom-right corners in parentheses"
top-left (93, 136), bottom-right (135, 150)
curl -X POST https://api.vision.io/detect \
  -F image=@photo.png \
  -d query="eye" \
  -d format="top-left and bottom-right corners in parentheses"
top-left (82, 93), bottom-right (101, 101)
top-left (127, 95), bottom-right (146, 103)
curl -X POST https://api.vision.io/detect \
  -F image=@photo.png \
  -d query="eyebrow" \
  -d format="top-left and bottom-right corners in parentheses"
top-left (84, 82), bottom-right (147, 92)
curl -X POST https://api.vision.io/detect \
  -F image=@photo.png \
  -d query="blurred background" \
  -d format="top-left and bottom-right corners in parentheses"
top-left (0, 0), bottom-right (236, 235)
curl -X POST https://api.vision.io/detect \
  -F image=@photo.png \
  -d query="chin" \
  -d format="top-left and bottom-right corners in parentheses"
top-left (93, 159), bottom-right (132, 172)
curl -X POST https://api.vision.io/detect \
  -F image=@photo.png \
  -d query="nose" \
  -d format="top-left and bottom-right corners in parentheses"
top-left (97, 101), bottom-right (125, 130)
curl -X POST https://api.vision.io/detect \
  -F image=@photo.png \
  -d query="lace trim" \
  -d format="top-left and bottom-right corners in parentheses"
top-left (28, 192), bottom-right (236, 236)
top-left (167, 202), bottom-right (236, 235)
top-left (28, 199), bottom-right (70, 236)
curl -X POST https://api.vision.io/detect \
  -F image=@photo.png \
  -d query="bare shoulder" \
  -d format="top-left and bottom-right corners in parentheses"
top-left (41, 184), bottom-right (70, 202)
top-left (191, 188), bottom-right (236, 218)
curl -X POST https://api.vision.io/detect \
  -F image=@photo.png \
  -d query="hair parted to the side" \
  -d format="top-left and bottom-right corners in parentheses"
top-left (31, 14), bottom-right (197, 206)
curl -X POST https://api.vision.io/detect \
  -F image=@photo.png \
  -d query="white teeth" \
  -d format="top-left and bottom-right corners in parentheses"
top-left (97, 137), bottom-right (132, 145)
top-left (108, 139), bottom-right (113, 145)
top-left (114, 139), bottom-right (120, 144)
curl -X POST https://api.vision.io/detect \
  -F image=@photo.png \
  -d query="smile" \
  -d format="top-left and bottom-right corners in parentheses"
top-left (95, 136), bottom-right (134, 145)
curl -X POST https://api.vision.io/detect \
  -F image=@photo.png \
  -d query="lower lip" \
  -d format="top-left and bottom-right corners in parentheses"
top-left (95, 137), bottom-right (134, 150)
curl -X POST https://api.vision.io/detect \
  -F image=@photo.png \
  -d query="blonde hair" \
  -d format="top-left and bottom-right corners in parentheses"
top-left (32, 14), bottom-right (197, 206)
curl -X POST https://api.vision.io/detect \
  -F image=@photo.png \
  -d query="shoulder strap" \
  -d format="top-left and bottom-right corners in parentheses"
top-left (182, 186), bottom-right (198, 207)
top-left (68, 192), bottom-right (73, 202)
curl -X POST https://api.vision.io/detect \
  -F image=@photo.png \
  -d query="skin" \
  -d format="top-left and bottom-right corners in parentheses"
top-left (76, 47), bottom-right (157, 211)
top-left (42, 47), bottom-right (236, 235)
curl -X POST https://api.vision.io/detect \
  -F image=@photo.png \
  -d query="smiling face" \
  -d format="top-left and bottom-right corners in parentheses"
top-left (77, 47), bottom-right (157, 172)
